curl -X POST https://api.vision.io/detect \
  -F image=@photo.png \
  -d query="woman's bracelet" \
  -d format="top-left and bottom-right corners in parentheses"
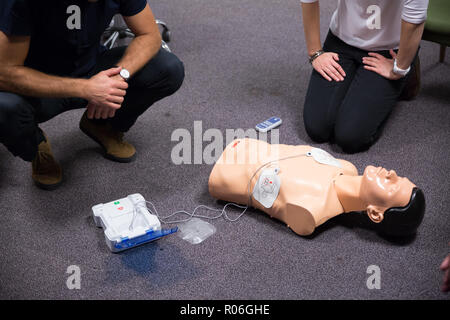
top-left (309, 49), bottom-right (325, 64)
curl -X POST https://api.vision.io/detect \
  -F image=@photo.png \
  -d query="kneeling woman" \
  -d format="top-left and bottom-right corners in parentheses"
top-left (301, 0), bottom-right (428, 153)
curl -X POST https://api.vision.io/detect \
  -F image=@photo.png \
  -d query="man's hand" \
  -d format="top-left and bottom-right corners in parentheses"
top-left (362, 50), bottom-right (403, 80)
top-left (84, 67), bottom-right (128, 119)
top-left (312, 52), bottom-right (346, 82)
top-left (440, 254), bottom-right (450, 292)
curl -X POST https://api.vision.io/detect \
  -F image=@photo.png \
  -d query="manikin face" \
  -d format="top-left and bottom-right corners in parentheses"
top-left (360, 166), bottom-right (416, 223)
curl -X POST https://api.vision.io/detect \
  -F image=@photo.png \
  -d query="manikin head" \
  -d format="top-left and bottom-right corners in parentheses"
top-left (360, 166), bottom-right (425, 236)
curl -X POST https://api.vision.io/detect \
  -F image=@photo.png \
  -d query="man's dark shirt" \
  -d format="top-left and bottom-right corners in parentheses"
top-left (0, 0), bottom-right (147, 77)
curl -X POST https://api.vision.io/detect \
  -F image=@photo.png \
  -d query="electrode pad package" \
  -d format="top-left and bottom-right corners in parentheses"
top-left (177, 218), bottom-right (217, 244)
top-left (92, 194), bottom-right (177, 253)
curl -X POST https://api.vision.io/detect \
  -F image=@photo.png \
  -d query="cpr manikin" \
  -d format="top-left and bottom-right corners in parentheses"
top-left (208, 139), bottom-right (425, 237)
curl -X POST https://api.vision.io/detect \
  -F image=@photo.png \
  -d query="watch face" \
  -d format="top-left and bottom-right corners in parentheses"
top-left (120, 69), bottom-right (130, 80)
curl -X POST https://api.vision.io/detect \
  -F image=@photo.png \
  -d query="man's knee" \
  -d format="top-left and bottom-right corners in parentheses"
top-left (135, 50), bottom-right (185, 95)
top-left (159, 52), bottom-right (185, 95)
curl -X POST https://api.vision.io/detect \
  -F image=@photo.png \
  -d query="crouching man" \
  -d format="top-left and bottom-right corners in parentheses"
top-left (0, 0), bottom-right (185, 189)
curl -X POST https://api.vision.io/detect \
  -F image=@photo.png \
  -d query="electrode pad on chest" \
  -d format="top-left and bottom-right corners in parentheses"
top-left (252, 167), bottom-right (281, 208)
top-left (308, 148), bottom-right (342, 168)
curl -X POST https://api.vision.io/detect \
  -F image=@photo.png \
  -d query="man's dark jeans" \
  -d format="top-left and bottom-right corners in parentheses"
top-left (0, 46), bottom-right (185, 161)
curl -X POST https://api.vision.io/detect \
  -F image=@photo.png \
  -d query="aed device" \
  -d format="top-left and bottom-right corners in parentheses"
top-left (92, 194), bottom-right (177, 253)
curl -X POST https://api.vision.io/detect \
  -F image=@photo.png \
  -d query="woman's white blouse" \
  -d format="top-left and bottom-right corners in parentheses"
top-left (301, 0), bottom-right (429, 51)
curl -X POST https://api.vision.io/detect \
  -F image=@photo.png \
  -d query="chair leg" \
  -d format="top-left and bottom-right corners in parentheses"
top-left (440, 44), bottom-right (446, 63)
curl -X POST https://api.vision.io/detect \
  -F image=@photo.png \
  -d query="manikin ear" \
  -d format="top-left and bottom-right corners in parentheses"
top-left (367, 205), bottom-right (385, 223)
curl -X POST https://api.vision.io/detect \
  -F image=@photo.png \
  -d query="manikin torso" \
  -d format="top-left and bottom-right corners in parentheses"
top-left (208, 138), bottom-right (358, 236)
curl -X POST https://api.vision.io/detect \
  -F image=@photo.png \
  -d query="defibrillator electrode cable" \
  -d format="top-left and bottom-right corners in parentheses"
top-left (129, 153), bottom-right (310, 230)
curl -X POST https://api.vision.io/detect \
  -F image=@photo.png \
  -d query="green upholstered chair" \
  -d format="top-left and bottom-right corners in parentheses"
top-left (422, 0), bottom-right (450, 62)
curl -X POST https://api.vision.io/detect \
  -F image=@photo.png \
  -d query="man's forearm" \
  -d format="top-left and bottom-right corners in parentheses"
top-left (0, 65), bottom-right (87, 98)
top-left (116, 33), bottom-right (161, 76)
top-left (301, 1), bottom-right (322, 57)
top-left (396, 20), bottom-right (425, 70)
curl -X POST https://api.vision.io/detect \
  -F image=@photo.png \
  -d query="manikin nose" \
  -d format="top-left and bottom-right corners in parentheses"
top-left (387, 170), bottom-right (398, 180)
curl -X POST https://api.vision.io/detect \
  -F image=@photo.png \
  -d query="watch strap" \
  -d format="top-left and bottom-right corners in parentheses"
top-left (393, 59), bottom-right (411, 77)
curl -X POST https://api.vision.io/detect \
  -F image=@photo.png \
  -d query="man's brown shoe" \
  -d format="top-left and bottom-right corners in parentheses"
top-left (32, 134), bottom-right (63, 190)
top-left (79, 112), bottom-right (136, 163)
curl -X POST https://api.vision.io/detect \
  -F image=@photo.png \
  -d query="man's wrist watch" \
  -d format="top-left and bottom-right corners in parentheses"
top-left (114, 65), bottom-right (130, 81)
top-left (392, 58), bottom-right (411, 77)
top-left (119, 68), bottom-right (130, 82)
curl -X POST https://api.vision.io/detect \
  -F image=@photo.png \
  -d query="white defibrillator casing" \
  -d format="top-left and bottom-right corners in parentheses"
top-left (92, 193), bottom-right (176, 253)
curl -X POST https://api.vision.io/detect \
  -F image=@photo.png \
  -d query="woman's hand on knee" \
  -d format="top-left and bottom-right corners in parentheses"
top-left (312, 52), bottom-right (346, 82)
top-left (362, 50), bottom-right (403, 80)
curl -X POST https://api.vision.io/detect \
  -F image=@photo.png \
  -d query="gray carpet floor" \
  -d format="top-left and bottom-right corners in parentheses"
top-left (0, 0), bottom-right (449, 300)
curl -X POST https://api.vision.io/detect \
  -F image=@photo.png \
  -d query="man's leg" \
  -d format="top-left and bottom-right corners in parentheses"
top-left (0, 92), bottom-right (44, 161)
top-left (303, 32), bottom-right (357, 143)
top-left (0, 92), bottom-right (63, 189)
top-left (79, 46), bottom-right (184, 162)
top-left (333, 53), bottom-right (412, 153)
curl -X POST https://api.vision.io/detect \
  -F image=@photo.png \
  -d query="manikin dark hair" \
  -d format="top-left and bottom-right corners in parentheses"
top-left (378, 187), bottom-right (426, 237)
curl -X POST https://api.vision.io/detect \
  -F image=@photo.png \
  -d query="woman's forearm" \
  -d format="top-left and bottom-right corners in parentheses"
top-left (301, 1), bottom-right (322, 57)
top-left (396, 20), bottom-right (425, 69)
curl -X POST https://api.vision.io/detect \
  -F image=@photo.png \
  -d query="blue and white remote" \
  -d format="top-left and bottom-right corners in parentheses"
top-left (255, 116), bottom-right (282, 133)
